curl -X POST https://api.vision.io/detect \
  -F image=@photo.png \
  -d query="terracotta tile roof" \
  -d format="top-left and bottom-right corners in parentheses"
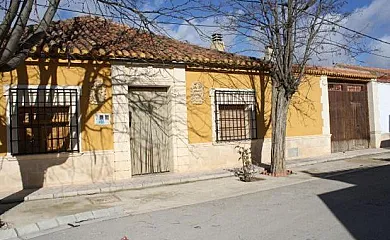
top-left (305, 65), bottom-right (376, 80)
top-left (336, 64), bottom-right (390, 82)
top-left (29, 15), bottom-right (264, 69)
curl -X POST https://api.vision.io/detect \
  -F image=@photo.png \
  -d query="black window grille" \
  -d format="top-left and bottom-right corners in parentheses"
top-left (214, 90), bottom-right (257, 142)
top-left (9, 88), bottom-right (80, 155)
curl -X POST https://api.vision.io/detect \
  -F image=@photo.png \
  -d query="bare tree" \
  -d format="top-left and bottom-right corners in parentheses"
top-left (0, 0), bottom-right (60, 72)
top-left (0, 0), bottom-right (355, 175)
top-left (193, 0), bottom-right (353, 175)
top-left (250, 0), bottom-right (349, 175)
top-left (258, 0), bottom-right (341, 175)
top-left (0, 0), bottom-right (199, 72)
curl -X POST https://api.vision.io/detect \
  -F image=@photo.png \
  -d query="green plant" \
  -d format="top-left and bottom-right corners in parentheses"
top-left (235, 146), bottom-right (255, 182)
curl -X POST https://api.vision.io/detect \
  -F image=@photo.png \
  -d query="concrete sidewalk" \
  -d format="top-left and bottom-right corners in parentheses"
top-left (0, 170), bottom-right (234, 204)
top-left (1, 147), bottom-right (388, 204)
top-left (286, 147), bottom-right (390, 167)
top-left (1, 148), bottom-right (390, 240)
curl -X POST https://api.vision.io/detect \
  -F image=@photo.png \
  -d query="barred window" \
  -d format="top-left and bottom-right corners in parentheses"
top-left (9, 88), bottom-right (80, 155)
top-left (214, 90), bottom-right (257, 141)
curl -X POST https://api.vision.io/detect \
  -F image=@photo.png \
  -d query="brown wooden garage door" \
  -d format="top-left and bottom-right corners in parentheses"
top-left (328, 81), bottom-right (370, 152)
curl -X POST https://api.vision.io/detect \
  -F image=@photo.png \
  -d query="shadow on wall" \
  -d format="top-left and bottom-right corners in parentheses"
top-left (184, 69), bottom-right (272, 167)
top-left (112, 64), bottom-right (188, 175)
top-left (251, 73), bottom-right (271, 167)
top-left (380, 139), bottom-right (390, 148)
top-left (0, 59), bottom-right (113, 215)
top-left (185, 69), bottom-right (318, 168)
top-left (287, 75), bottom-right (317, 126)
top-left (302, 163), bottom-right (390, 240)
top-left (0, 157), bottom-right (70, 215)
top-left (380, 115), bottom-right (390, 148)
top-left (253, 74), bottom-right (318, 167)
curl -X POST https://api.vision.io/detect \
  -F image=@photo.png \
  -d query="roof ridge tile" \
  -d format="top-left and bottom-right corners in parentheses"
top-left (27, 15), bottom-right (263, 69)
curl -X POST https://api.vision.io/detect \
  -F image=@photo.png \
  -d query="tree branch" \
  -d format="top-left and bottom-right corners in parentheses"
top-left (0, 0), bottom-right (60, 72)
top-left (0, 0), bottom-right (20, 48)
top-left (0, 0), bottom-right (34, 65)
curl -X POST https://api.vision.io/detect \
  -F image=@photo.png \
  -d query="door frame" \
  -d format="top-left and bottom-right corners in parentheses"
top-left (128, 86), bottom-right (172, 175)
top-left (111, 63), bottom-right (190, 179)
top-left (327, 79), bottom-right (371, 152)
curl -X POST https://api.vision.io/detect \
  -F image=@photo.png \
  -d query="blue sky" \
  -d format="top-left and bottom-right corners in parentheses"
top-left (345, 0), bottom-right (371, 10)
top-left (158, 0), bottom-right (390, 68)
top-left (1, 0), bottom-right (389, 68)
top-left (342, 0), bottom-right (390, 67)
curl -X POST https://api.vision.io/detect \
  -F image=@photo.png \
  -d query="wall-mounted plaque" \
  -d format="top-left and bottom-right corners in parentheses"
top-left (190, 82), bottom-right (204, 105)
top-left (89, 79), bottom-right (107, 105)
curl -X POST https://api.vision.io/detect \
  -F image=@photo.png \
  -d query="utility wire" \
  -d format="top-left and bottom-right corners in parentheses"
top-left (303, 10), bottom-right (390, 46)
top-left (324, 38), bottom-right (390, 59)
top-left (33, 3), bottom-right (220, 28)
top-left (4, 2), bottom-right (390, 59)
top-left (40, 2), bottom-right (390, 46)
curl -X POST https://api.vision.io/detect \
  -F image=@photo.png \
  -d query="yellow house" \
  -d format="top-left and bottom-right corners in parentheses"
top-left (0, 16), bottom-right (378, 192)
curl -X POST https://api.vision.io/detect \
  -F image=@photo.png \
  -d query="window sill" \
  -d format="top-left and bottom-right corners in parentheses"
top-left (212, 139), bottom-right (257, 146)
top-left (5, 152), bottom-right (84, 161)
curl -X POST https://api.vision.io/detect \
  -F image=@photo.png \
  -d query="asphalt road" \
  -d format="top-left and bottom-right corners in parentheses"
top-left (31, 164), bottom-right (390, 240)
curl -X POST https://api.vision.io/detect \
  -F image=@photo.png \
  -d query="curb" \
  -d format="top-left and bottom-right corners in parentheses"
top-left (287, 157), bottom-right (344, 168)
top-left (287, 150), bottom-right (390, 168)
top-left (0, 172), bottom-right (234, 239)
top-left (0, 206), bottom-right (124, 240)
top-left (1, 150), bottom-right (386, 204)
top-left (0, 154), bottom-right (386, 240)
top-left (0, 172), bottom-right (234, 204)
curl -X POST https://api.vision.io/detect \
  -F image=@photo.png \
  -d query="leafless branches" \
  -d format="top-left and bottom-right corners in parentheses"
top-left (183, 0), bottom-right (354, 173)
top-left (0, 0), bottom-right (59, 72)
top-left (0, 0), bottom-right (216, 72)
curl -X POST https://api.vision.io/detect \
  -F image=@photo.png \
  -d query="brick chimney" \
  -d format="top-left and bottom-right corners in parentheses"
top-left (210, 33), bottom-right (225, 51)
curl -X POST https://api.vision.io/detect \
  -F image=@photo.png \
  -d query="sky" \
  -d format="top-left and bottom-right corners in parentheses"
top-left (1, 0), bottom-right (390, 68)
top-left (342, 0), bottom-right (390, 67)
top-left (148, 0), bottom-right (390, 68)
top-left (155, 0), bottom-right (390, 68)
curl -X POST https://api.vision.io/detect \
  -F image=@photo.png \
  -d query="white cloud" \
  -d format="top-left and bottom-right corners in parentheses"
top-left (160, 0), bottom-right (390, 65)
top-left (306, 17), bottom-right (357, 66)
top-left (346, 0), bottom-right (390, 36)
top-left (141, 0), bottom-right (165, 12)
top-left (163, 17), bottom-right (236, 50)
top-left (304, 0), bottom-right (390, 67)
top-left (365, 35), bottom-right (390, 68)
top-left (2, 0), bottom-right (389, 67)
top-left (343, 0), bottom-right (390, 67)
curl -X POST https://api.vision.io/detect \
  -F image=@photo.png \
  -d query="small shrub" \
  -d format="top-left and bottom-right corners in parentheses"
top-left (234, 146), bottom-right (256, 182)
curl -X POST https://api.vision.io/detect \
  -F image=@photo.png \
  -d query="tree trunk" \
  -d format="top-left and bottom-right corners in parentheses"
top-left (0, 0), bottom-right (59, 72)
top-left (270, 81), bottom-right (291, 175)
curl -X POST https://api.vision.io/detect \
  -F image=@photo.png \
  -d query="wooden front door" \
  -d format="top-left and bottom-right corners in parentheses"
top-left (328, 81), bottom-right (370, 152)
top-left (128, 87), bottom-right (170, 175)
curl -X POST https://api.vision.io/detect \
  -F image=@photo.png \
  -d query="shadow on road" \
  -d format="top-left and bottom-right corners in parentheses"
top-left (303, 162), bottom-right (390, 240)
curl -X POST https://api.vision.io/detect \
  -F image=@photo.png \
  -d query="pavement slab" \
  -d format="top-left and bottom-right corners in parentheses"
top-left (1, 148), bottom-right (390, 240)
top-left (26, 158), bottom-right (390, 240)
